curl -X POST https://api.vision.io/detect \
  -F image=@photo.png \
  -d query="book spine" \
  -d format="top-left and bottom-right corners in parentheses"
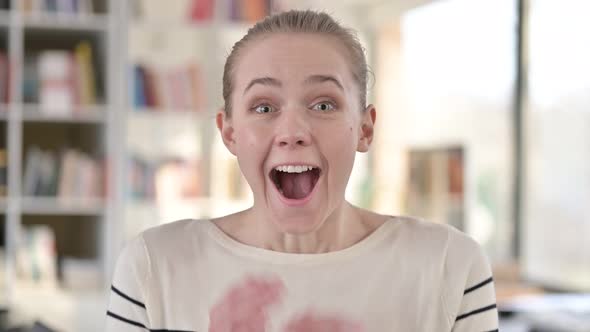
top-left (58, 149), bottom-right (76, 198)
top-left (188, 64), bottom-right (204, 111)
top-left (74, 41), bottom-right (97, 106)
top-left (23, 147), bottom-right (42, 196)
top-left (71, 0), bottom-right (79, 13)
top-left (134, 64), bottom-right (147, 108)
top-left (0, 149), bottom-right (6, 196)
top-left (243, 0), bottom-right (266, 22)
top-left (46, 0), bottom-right (58, 12)
top-left (38, 50), bottom-right (75, 115)
top-left (143, 66), bottom-right (157, 108)
top-left (0, 52), bottom-right (7, 104)
top-left (229, 0), bottom-right (240, 21)
top-left (189, 0), bottom-right (214, 22)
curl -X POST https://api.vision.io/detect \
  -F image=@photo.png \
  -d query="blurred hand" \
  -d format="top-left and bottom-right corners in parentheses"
top-left (283, 311), bottom-right (365, 332)
top-left (209, 275), bottom-right (285, 332)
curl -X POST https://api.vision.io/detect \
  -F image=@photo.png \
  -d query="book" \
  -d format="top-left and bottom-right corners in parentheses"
top-left (74, 41), bottom-right (97, 106)
top-left (131, 62), bottom-right (205, 112)
top-left (0, 149), bottom-right (6, 196)
top-left (155, 159), bottom-right (201, 203)
top-left (129, 156), bottom-right (157, 200)
top-left (24, 146), bottom-right (103, 199)
top-left (16, 225), bottom-right (58, 287)
top-left (142, 65), bottom-right (159, 108)
top-left (188, 64), bottom-right (205, 111)
top-left (0, 51), bottom-right (9, 104)
top-left (23, 146), bottom-right (44, 196)
top-left (128, 156), bottom-right (201, 201)
top-left (129, 45), bottom-right (208, 111)
top-left (58, 149), bottom-right (99, 198)
top-left (229, 0), bottom-right (241, 21)
top-left (132, 65), bottom-right (147, 108)
top-left (77, 0), bottom-right (93, 15)
top-left (230, 0), bottom-right (270, 22)
top-left (45, 0), bottom-right (58, 12)
top-left (37, 150), bottom-right (58, 196)
top-left (21, 0), bottom-right (94, 16)
top-left (37, 50), bottom-right (75, 115)
top-left (36, 41), bottom-right (98, 115)
top-left (26, 0), bottom-right (43, 16)
top-left (188, 0), bottom-right (214, 22)
top-left (242, 0), bottom-right (266, 22)
top-left (23, 55), bottom-right (38, 104)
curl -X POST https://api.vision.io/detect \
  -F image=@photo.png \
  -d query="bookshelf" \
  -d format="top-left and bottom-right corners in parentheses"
top-left (0, 0), bottom-right (124, 330)
top-left (121, 0), bottom-right (269, 240)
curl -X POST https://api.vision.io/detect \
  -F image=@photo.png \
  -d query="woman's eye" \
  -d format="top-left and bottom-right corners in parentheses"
top-left (253, 104), bottom-right (274, 114)
top-left (312, 102), bottom-right (335, 112)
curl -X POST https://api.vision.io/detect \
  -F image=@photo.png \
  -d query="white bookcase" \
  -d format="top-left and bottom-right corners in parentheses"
top-left (122, 0), bottom-right (256, 241)
top-left (0, 0), bottom-right (126, 330)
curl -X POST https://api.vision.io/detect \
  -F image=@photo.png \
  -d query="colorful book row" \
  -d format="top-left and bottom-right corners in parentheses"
top-left (131, 63), bottom-right (205, 111)
top-left (23, 146), bottom-right (104, 198)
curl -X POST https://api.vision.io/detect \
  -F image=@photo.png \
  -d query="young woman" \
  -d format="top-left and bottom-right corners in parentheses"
top-left (106, 10), bottom-right (498, 332)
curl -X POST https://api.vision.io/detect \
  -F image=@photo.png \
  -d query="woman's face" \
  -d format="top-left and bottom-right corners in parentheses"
top-left (218, 33), bottom-right (375, 234)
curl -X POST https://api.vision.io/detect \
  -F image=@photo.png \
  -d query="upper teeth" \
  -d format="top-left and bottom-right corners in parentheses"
top-left (275, 165), bottom-right (314, 173)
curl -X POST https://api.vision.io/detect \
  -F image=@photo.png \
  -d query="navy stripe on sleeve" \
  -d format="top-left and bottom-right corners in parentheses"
top-left (107, 310), bottom-right (147, 329)
top-left (112, 285), bottom-right (146, 309)
top-left (463, 276), bottom-right (493, 295)
top-left (455, 304), bottom-right (497, 321)
top-left (107, 311), bottom-right (195, 332)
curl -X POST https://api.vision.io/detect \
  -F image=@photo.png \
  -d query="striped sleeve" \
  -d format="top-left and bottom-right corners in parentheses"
top-left (105, 234), bottom-right (151, 332)
top-left (444, 232), bottom-right (499, 332)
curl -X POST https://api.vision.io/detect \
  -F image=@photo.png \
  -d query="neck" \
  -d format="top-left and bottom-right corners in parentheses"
top-left (242, 201), bottom-right (371, 254)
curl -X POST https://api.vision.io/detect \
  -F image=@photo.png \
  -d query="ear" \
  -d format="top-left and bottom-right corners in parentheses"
top-left (216, 109), bottom-right (237, 156)
top-left (357, 104), bottom-right (376, 153)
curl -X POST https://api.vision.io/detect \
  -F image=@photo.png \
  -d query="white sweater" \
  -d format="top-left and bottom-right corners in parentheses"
top-left (106, 217), bottom-right (498, 332)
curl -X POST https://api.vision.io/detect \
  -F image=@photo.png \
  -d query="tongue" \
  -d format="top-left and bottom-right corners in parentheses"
top-left (280, 171), bottom-right (315, 199)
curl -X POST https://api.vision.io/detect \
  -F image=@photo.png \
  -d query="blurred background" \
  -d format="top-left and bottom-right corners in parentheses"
top-left (0, 0), bottom-right (588, 331)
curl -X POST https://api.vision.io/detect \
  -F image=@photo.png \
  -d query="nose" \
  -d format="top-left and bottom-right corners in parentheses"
top-left (274, 109), bottom-right (312, 148)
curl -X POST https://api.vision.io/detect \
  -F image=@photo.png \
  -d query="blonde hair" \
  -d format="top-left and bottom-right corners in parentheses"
top-left (222, 10), bottom-right (369, 116)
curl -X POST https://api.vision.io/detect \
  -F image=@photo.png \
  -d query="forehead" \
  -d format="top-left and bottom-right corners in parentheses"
top-left (233, 33), bottom-right (355, 89)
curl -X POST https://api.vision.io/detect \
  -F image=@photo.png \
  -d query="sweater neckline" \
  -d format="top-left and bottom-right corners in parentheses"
top-left (202, 217), bottom-right (398, 265)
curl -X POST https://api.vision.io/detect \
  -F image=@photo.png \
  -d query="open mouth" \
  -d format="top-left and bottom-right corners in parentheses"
top-left (270, 165), bottom-right (322, 200)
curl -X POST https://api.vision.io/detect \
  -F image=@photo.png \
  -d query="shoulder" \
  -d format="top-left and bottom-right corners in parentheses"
top-left (392, 214), bottom-right (492, 271)
top-left (139, 218), bottom-right (210, 252)
top-left (141, 218), bottom-right (199, 241)
top-left (389, 216), bottom-right (489, 276)
top-left (124, 219), bottom-right (213, 269)
top-left (392, 215), bottom-right (483, 255)
top-left (402, 217), bottom-right (498, 324)
top-left (391, 217), bottom-right (495, 322)
top-left (115, 219), bottom-right (208, 270)
top-left (389, 216), bottom-right (457, 253)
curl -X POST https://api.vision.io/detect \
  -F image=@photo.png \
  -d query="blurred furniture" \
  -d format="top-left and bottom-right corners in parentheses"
top-left (0, 0), bottom-right (125, 331)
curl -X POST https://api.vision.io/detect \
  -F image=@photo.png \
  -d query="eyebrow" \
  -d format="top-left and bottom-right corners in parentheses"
top-left (303, 74), bottom-right (344, 91)
top-left (242, 74), bottom-right (344, 95)
top-left (243, 77), bottom-right (282, 95)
